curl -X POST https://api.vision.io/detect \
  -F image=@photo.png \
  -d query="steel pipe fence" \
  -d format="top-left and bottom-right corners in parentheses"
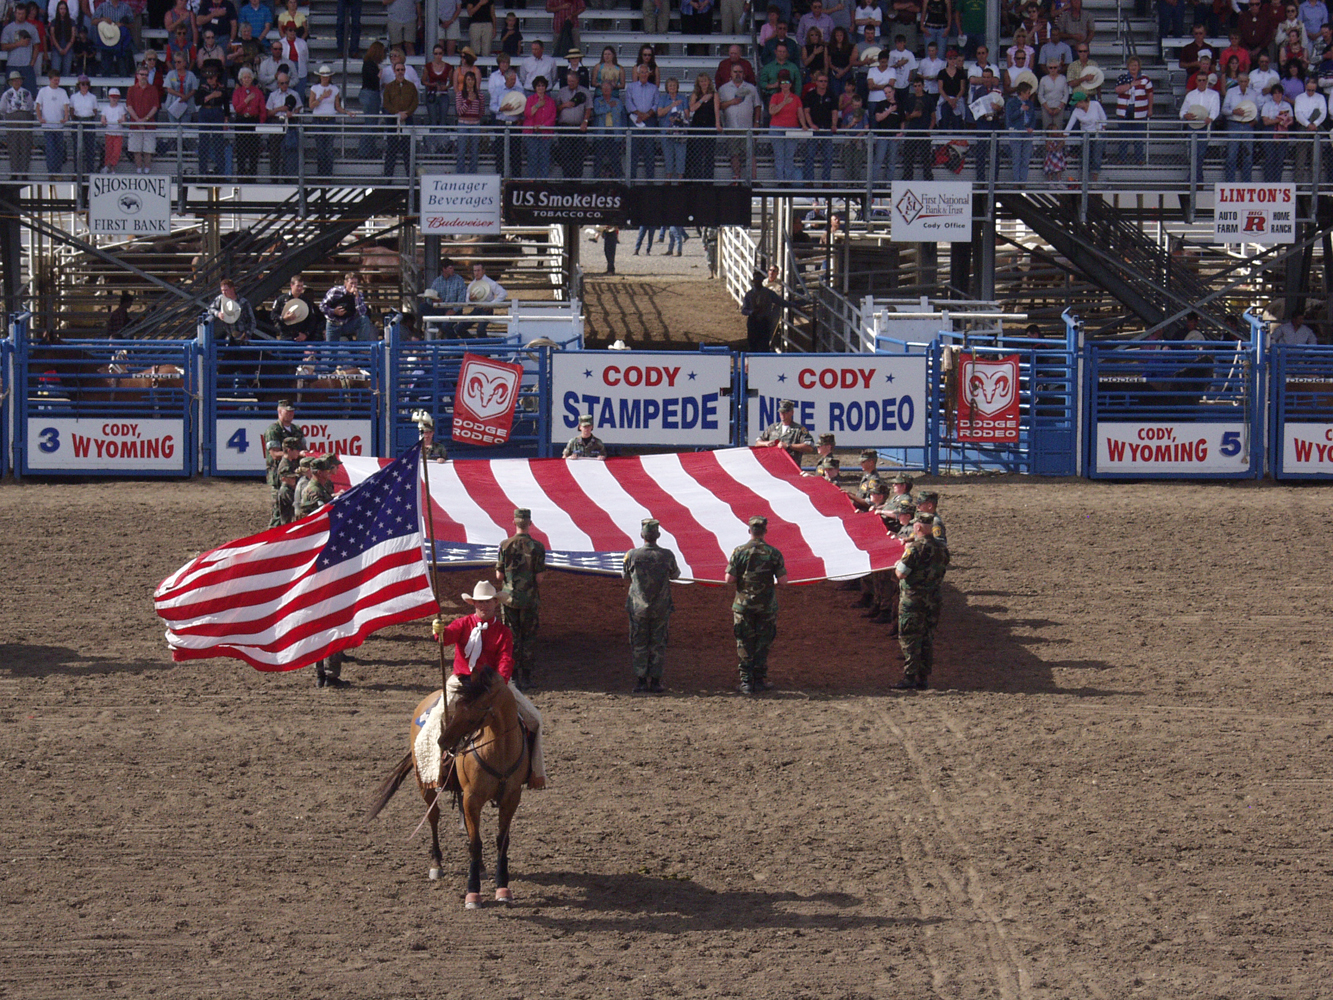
top-left (1270, 345), bottom-right (1333, 480)
top-left (3, 122), bottom-right (1331, 196)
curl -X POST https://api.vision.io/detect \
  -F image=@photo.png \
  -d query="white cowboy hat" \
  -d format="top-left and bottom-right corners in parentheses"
top-left (467, 279), bottom-right (494, 303)
top-left (421, 288), bottom-right (441, 300)
top-left (1184, 101), bottom-right (1211, 127)
top-left (97, 21), bottom-right (121, 46)
top-left (461, 580), bottom-right (511, 605)
top-left (317, 64), bottom-right (333, 76)
top-left (218, 297), bottom-right (242, 324)
top-left (499, 91), bottom-right (526, 115)
top-left (1012, 69), bottom-right (1039, 93)
top-left (609, 338), bottom-right (629, 350)
top-left (1234, 100), bottom-right (1258, 123)
top-left (280, 297), bottom-right (310, 324)
top-left (1080, 66), bottom-right (1105, 91)
top-left (860, 45), bottom-right (881, 63)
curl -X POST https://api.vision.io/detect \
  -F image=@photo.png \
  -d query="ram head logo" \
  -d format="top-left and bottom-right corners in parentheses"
top-left (962, 358), bottom-right (1018, 417)
top-left (459, 359), bottom-right (520, 420)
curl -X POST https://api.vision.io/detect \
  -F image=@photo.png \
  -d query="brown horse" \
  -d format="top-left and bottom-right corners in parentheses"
top-left (368, 668), bottom-right (529, 908)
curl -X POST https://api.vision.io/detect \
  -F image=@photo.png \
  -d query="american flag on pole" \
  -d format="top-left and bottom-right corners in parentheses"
top-left (154, 443), bottom-right (439, 671)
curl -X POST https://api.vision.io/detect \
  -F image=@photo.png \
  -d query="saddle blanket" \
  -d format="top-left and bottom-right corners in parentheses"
top-left (414, 694), bottom-right (448, 790)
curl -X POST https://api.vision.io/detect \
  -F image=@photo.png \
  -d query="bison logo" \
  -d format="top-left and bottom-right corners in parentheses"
top-left (118, 194), bottom-right (142, 215)
top-left (961, 357), bottom-right (1018, 417)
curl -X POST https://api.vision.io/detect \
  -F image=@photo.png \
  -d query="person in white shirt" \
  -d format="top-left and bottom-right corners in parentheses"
top-left (918, 41), bottom-right (945, 94)
top-left (1221, 71), bottom-right (1259, 181)
top-left (1293, 74), bottom-right (1327, 178)
top-left (265, 70), bottom-right (300, 176)
top-left (1249, 52), bottom-right (1279, 96)
top-left (463, 261), bottom-right (507, 337)
top-left (69, 75), bottom-right (100, 174)
top-left (866, 49), bottom-right (894, 107)
top-left (488, 52), bottom-right (512, 98)
top-left (967, 45), bottom-right (995, 87)
top-left (381, 47), bottom-right (422, 88)
top-left (1271, 307), bottom-right (1318, 344)
top-left (887, 33), bottom-right (916, 103)
top-left (1259, 82), bottom-right (1294, 180)
top-left (1038, 38), bottom-right (1072, 71)
top-left (100, 87), bottom-right (127, 171)
top-left (1003, 47), bottom-right (1034, 94)
top-left (1180, 72), bottom-right (1220, 182)
top-left (1064, 90), bottom-right (1107, 178)
top-left (853, 1), bottom-right (881, 31)
top-left (1038, 57), bottom-right (1069, 127)
top-left (277, 22), bottom-right (308, 94)
top-left (35, 72), bottom-right (71, 175)
top-left (520, 39), bottom-right (556, 91)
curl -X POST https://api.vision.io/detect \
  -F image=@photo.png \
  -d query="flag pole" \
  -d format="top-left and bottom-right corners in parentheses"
top-left (417, 432), bottom-right (449, 700)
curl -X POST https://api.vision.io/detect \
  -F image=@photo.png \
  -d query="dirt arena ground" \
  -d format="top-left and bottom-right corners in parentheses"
top-left (2, 473), bottom-right (1331, 999)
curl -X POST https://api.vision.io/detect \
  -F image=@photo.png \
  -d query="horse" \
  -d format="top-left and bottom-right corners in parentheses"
top-left (368, 668), bottom-right (530, 909)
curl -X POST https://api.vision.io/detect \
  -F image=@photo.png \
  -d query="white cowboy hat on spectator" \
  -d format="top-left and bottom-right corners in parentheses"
top-left (97, 21), bottom-right (121, 46)
top-left (1184, 99), bottom-right (1211, 127)
top-left (422, 288), bottom-right (441, 300)
top-left (609, 338), bottom-right (629, 350)
top-left (1013, 69), bottom-right (1038, 93)
top-left (218, 298), bottom-right (242, 324)
top-left (860, 45), bottom-right (881, 62)
top-left (317, 64), bottom-right (333, 76)
top-left (1234, 100), bottom-right (1258, 123)
top-left (461, 580), bottom-right (511, 605)
top-left (1081, 67), bottom-right (1105, 90)
top-left (280, 298), bottom-right (310, 323)
top-left (467, 280), bottom-right (494, 302)
top-left (499, 91), bottom-right (526, 115)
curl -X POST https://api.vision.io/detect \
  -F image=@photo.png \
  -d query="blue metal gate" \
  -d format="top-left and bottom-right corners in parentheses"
top-left (202, 329), bottom-right (384, 476)
top-left (1083, 341), bottom-right (1261, 479)
top-left (385, 337), bottom-right (551, 458)
top-left (16, 332), bottom-right (196, 478)
top-left (1269, 344), bottom-right (1333, 480)
top-left (0, 333), bottom-right (11, 478)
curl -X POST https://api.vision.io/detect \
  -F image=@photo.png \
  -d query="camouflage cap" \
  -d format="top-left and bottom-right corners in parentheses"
top-left (892, 472), bottom-right (915, 486)
top-left (913, 512), bottom-right (936, 526)
top-left (641, 517), bottom-right (661, 537)
top-left (311, 456), bottom-right (333, 472)
top-left (778, 399), bottom-right (795, 412)
top-left (282, 435), bottom-right (301, 450)
top-left (578, 414), bottom-right (594, 426)
top-left (277, 457), bottom-right (299, 477)
top-left (514, 507), bottom-right (532, 522)
top-left (865, 477), bottom-right (889, 496)
top-left (298, 456), bottom-right (315, 469)
top-left (859, 448), bottom-right (878, 461)
top-left (818, 432), bottom-right (835, 445)
top-left (748, 515), bottom-right (768, 531)
top-left (277, 398), bottom-right (295, 410)
top-left (818, 456), bottom-right (840, 470)
top-left (325, 454), bottom-right (343, 468)
top-left (893, 496), bottom-right (917, 515)
top-left (914, 490), bottom-right (939, 506)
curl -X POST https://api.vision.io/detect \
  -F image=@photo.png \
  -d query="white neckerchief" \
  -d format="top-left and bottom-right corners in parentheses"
top-left (463, 616), bottom-right (488, 669)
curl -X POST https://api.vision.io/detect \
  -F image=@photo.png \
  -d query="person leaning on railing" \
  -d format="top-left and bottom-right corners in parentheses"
top-left (591, 77), bottom-right (626, 177)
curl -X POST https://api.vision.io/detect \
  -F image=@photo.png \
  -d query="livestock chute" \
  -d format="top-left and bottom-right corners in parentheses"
top-left (337, 447), bottom-right (904, 584)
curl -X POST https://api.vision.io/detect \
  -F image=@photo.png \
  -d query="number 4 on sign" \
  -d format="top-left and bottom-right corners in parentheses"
top-left (227, 428), bottom-right (249, 453)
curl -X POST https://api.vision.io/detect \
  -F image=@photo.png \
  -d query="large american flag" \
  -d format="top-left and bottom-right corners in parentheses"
top-left (338, 446), bottom-right (905, 584)
top-left (155, 444), bottom-right (439, 671)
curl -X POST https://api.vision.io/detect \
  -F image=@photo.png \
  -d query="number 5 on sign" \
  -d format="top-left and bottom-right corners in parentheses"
top-left (226, 428), bottom-right (249, 453)
top-left (1219, 431), bottom-right (1242, 457)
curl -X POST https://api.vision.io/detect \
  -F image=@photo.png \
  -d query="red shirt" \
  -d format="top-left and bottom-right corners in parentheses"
top-left (436, 612), bottom-right (515, 682)
top-left (126, 82), bottom-right (160, 128)
top-left (715, 57), bottom-right (756, 90)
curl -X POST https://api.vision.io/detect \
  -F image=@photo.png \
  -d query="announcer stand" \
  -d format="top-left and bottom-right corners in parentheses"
top-left (12, 314), bottom-right (197, 479)
top-left (199, 318), bottom-right (383, 477)
top-left (1266, 311), bottom-right (1333, 480)
top-left (382, 316), bottom-right (555, 460)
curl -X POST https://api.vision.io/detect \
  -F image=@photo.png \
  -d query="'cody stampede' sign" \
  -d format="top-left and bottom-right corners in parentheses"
top-left (89, 174), bottom-right (170, 235)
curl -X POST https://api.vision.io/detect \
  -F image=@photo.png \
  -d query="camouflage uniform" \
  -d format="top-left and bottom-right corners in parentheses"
top-left (292, 456), bottom-right (314, 512)
top-left (423, 441), bottom-right (449, 461)
top-left (914, 490), bottom-right (947, 547)
top-left (275, 457), bottom-right (299, 524)
top-left (295, 471), bottom-right (333, 519)
top-left (757, 418), bottom-right (814, 451)
top-left (497, 516), bottom-right (547, 686)
top-left (563, 432), bottom-right (607, 459)
top-left (726, 522), bottom-right (786, 691)
top-left (622, 523), bottom-right (681, 689)
top-left (299, 457), bottom-right (346, 686)
top-left (896, 518), bottom-right (950, 688)
top-left (265, 420), bottom-right (306, 526)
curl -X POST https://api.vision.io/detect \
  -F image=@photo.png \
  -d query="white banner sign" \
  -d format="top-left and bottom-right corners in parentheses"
top-left (1095, 422), bottom-right (1250, 474)
top-left (890, 180), bottom-right (973, 242)
top-left (421, 174), bottom-right (503, 234)
top-left (89, 174), bottom-right (171, 236)
top-left (1212, 183), bottom-right (1295, 243)
top-left (27, 418), bottom-right (184, 471)
top-left (214, 419), bottom-right (374, 473)
top-left (1282, 423), bottom-right (1333, 473)
top-left (551, 352), bottom-right (733, 446)
top-left (745, 355), bottom-right (928, 447)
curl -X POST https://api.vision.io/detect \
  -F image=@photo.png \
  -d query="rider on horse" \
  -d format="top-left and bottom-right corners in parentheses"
top-left (433, 581), bottom-right (547, 790)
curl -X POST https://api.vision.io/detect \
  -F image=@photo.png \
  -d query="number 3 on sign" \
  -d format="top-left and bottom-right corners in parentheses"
top-left (1220, 431), bottom-right (1242, 457)
top-left (38, 427), bottom-right (60, 453)
top-left (226, 428), bottom-right (249, 453)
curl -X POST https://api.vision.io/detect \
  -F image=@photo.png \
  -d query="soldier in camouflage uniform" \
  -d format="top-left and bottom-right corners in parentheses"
top-left (725, 515), bottom-right (788, 695)
top-left (495, 507), bottom-right (547, 689)
top-left (563, 414), bottom-right (607, 459)
top-left (913, 490), bottom-right (947, 547)
top-left (863, 481), bottom-right (907, 626)
top-left (755, 399), bottom-right (815, 458)
top-left (275, 456), bottom-right (300, 524)
top-left (415, 412), bottom-right (449, 462)
top-left (894, 513), bottom-right (950, 690)
top-left (804, 431), bottom-right (836, 471)
top-left (292, 455), bottom-right (315, 512)
top-left (622, 518), bottom-right (681, 693)
top-left (890, 471), bottom-right (914, 498)
top-left (298, 457), bottom-right (349, 688)
top-left (264, 400), bottom-right (305, 525)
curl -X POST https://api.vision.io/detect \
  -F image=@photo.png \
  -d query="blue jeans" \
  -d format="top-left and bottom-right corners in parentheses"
top-left (95, 32), bottom-right (133, 75)
top-left (1159, 0), bottom-right (1185, 35)
top-left (385, 131), bottom-right (411, 176)
top-left (198, 114), bottom-right (225, 175)
top-left (871, 134), bottom-right (899, 181)
top-left (1009, 135), bottom-right (1034, 181)
top-left (325, 314), bottom-right (376, 341)
top-left (523, 134), bottom-right (551, 176)
top-left (802, 131), bottom-right (832, 180)
top-left (43, 129), bottom-right (66, 173)
top-left (1224, 121), bottom-right (1254, 181)
top-left (666, 226), bottom-right (686, 251)
top-left (635, 225), bottom-right (654, 252)
top-left (593, 135), bottom-right (623, 176)
top-left (456, 125), bottom-right (480, 173)
top-left (923, 25), bottom-right (949, 53)
top-left (771, 128), bottom-right (797, 179)
top-left (661, 134), bottom-right (686, 175)
top-left (358, 89), bottom-right (381, 157)
top-left (1262, 134), bottom-right (1287, 181)
top-left (335, 0), bottom-right (362, 56)
top-left (630, 129), bottom-right (656, 178)
top-left (1117, 119), bottom-right (1147, 165)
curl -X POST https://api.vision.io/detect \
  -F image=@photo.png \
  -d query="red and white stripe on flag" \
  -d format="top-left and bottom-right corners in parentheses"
top-left (339, 446), bottom-right (904, 584)
top-left (154, 445), bottom-right (439, 671)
